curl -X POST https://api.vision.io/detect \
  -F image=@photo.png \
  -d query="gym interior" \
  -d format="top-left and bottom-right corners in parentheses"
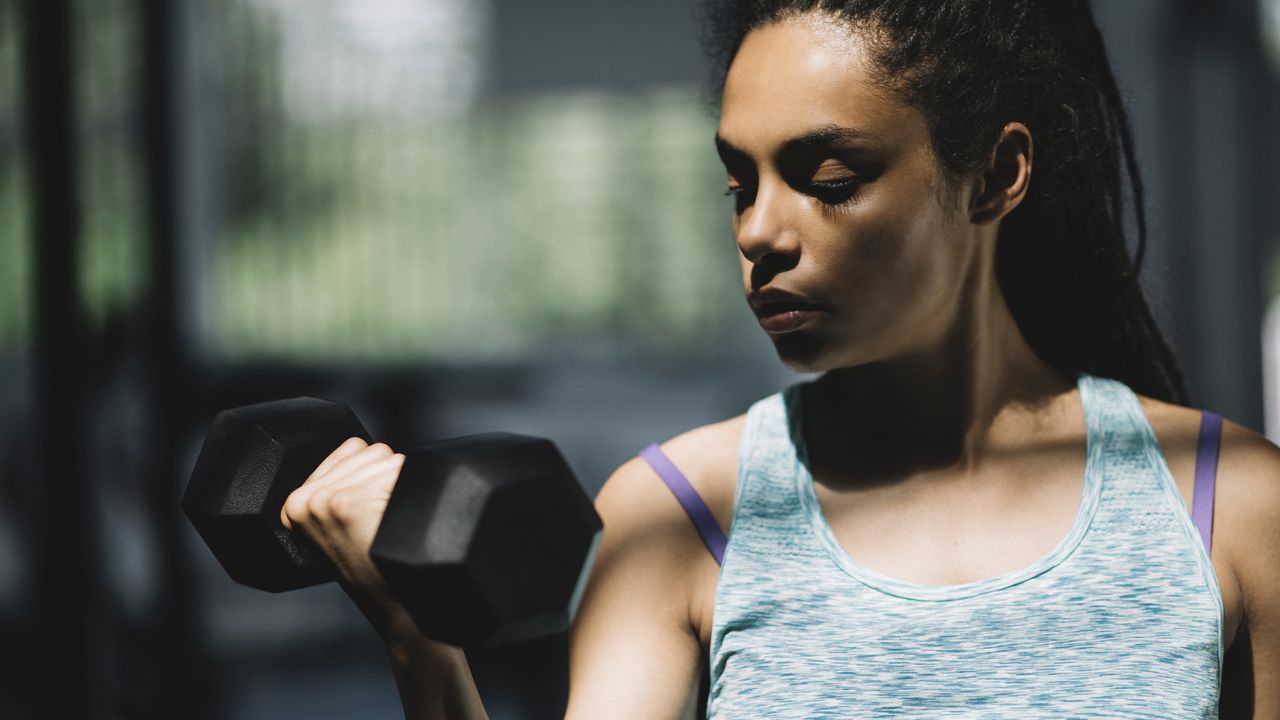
top-left (1, 0), bottom-right (1278, 717)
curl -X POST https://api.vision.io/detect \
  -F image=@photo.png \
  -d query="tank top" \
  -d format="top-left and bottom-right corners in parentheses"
top-left (690, 373), bottom-right (1223, 718)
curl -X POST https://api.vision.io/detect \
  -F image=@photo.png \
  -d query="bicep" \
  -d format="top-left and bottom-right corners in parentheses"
top-left (1218, 422), bottom-right (1280, 717)
top-left (1237, 522), bottom-right (1280, 718)
top-left (564, 458), bottom-right (705, 720)
top-left (1234, 540), bottom-right (1280, 719)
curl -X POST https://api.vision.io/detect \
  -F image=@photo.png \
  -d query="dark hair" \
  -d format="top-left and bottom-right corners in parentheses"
top-left (698, 0), bottom-right (1189, 405)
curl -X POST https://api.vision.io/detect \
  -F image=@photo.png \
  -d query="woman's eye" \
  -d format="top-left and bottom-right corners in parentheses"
top-left (808, 177), bottom-right (861, 204)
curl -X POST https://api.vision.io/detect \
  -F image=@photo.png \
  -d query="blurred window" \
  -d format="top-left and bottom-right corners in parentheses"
top-left (0, 0), bottom-right (737, 364)
top-left (195, 0), bottom-right (734, 363)
top-left (75, 0), bottom-right (148, 337)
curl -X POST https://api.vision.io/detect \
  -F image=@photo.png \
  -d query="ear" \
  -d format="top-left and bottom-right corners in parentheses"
top-left (969, 122), bottom-right (1032, 225)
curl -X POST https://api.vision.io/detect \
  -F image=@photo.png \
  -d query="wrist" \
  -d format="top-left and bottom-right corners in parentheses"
top-left (383, 627), bottom-right (486, 720)
top-left (382, 613), bottom-right (463, 667)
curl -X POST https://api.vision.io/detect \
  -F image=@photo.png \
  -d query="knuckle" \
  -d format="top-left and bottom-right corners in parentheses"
top-left (340, 436), bottom-right (369, 450)
top-left (305, 488), bottom-right (334, 518)
top-left (329, 490), bottom-right (356, 522)
top-left (282, 491), bottom-right (311, 525)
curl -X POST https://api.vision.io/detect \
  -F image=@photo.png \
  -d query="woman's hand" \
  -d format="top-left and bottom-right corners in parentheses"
top-left (279, 436), bottom-right (412, 639)
top-left (281, 438), bottom-right (490, 718)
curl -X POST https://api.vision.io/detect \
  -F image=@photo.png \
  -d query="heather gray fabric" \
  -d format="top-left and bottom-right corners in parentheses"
top-left (708, 373), bottom-right (1222, 718)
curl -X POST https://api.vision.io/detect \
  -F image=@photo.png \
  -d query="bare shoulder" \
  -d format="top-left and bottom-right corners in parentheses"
top-left (565, 415), bottom-right (746, 719)
top-left (1135, 395), bottom-right (1203, 459)
top-left (1137, 394), bottom-right (1280, 568)
top-left (652, 414), bottom-right (745, 533)
top-left (1207, 414), bottom-right (1280, 717)
top-left (593, 415), bottom-right (747, 543)
top-left (1137, 394), bottom-right (1280, 537)
top-left (1138, 394), bottom-right (1280, 715)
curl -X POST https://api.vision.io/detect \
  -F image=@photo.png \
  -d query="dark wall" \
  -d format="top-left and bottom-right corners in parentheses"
top-left (488, 0), bottom-right (710, 93)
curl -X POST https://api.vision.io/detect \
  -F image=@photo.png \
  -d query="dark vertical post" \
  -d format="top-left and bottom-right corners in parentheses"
top-left (20, 0), bottom-right (98, 716)
top-left (138, 0), bottom-right (214, 716)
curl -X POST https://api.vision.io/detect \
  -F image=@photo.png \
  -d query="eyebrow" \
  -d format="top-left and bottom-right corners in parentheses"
top-left (714, 123), bottom-right (874, 163)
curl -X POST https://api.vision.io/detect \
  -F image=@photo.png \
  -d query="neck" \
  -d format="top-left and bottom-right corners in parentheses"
top-left (804, 257), bottom-right (1075, 487)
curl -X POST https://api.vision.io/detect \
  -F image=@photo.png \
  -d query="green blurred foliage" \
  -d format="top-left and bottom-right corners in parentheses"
top-left (75, 0), bottom-right (148, 336)
top-left (0, 0), bottom-right (30, 356)
top-left (205, 88), bottom-right (733, 361)
top-left (0, 0), bottom-right (738, 363)
top-left (199, 1), bottom-right (736, 362)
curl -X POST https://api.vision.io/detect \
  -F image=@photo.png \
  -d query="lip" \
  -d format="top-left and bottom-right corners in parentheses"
top-left (748, 287), bottom-right (827, 334)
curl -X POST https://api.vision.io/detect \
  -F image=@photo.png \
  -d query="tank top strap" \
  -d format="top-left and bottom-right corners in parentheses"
top-left (1079, 374), bottom-right (1223, 658)
top-left (1076, 372), bottom-right (1178, 507)
top-left (732, 388), bottom-right (807, 520)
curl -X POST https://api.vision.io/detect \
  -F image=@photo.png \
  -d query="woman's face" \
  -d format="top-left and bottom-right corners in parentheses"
top-left (717, 13), bottom-right (980, 372)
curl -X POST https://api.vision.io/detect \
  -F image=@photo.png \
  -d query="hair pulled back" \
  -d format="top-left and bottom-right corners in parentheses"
top-left (700, 0), bottom-right (1188, 404)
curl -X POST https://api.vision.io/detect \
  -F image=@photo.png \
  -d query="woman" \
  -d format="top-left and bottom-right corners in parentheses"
top-left (281, 1), bottom-right (1280, 717)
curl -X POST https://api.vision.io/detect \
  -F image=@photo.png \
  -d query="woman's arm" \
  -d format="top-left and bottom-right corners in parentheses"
top-left (382, 624), bottom-right (487, 719)
top-left (283, 426), bottom-right (734, 719)
top-left (280, 439), bottom-right (490, 719)
top-left (566, 417), bottom-right (742, 719)
top-left (372, 451), bottom-right (719, 720)
top-left (1215, 420), bottom-right (1280, 718)
top-left (563, 454), bottom-right (712, 719)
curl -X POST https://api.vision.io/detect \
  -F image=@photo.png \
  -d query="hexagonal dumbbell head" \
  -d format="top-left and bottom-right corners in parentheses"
top-left (371, 433), bottom-right (603, 648)
top-left (183, 397), bottom-right (371, 592)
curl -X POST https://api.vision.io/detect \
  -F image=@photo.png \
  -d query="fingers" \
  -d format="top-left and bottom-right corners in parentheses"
top-left (281, 441), bottom-right (398, 530)
top-left (308, 436), bottom-right (373, 484)
top-left (323, 452), bottom-right (404, 494)
top-left (312, 442), bottom-right (393, 489)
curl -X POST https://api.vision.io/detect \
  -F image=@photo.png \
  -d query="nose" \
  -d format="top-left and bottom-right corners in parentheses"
top-left (735, 178), bottom-right (801, 269)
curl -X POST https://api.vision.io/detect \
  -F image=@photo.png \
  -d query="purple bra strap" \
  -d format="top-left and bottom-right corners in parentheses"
top-left (638, 444), bottom-right (727, 565)
top-left (1192, 411), bottom-right (1223, 554)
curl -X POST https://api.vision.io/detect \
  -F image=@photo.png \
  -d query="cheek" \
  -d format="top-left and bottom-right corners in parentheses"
top-left (824, 201), bottom-right (962, 330)
top-left (831, 208), bottom-right (946, 293)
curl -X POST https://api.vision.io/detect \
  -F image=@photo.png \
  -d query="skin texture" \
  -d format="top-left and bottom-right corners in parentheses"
top-left (281, 11), bottom-right (1280, 719)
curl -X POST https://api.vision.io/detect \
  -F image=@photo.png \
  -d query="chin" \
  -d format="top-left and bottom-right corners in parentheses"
top-left (770, 333), bottom-right (853, 374)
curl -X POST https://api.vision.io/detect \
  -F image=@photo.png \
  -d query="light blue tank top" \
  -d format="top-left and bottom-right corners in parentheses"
top-left (707, 373), bottom-right (1223, 718)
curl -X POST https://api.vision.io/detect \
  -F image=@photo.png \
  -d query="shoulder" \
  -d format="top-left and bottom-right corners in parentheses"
top-left (567, 416), bottom-right (747, 718)
top-left (1137, 394), bottom-right (1280, 538)
top-left (595, 414), bottom-right (746, 546)
top-left (1207, 413), bottom-right (1280, 605)
top-left (1137, 394), bottom-right (1280, 626)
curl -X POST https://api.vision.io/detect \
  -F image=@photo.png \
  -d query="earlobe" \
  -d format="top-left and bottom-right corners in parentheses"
top-left (970, 122), bottom-right (1033, 225)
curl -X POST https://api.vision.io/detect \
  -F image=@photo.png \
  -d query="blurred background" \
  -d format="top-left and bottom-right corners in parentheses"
top-left (1, 0), bottom-right (1278, 717)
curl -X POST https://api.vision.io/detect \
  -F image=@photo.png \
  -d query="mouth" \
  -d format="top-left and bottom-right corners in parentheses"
top-left (748, 289), bottom-right (827, 334)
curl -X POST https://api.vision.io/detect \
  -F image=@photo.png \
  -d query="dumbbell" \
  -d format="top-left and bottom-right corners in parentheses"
top-left (182, 397), bottom-right (603, 648)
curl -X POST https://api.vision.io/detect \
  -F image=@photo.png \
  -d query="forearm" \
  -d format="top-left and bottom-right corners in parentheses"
top-left (340, 576), bottom-right (489, 719)
top-left (385, 626), bottom-right (489, 720)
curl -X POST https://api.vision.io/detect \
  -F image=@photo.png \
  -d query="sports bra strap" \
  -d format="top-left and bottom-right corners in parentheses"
top-left (638, 444), bottom-right (727, 565)
top-left (1192, 410), bottom-right (1223, 554)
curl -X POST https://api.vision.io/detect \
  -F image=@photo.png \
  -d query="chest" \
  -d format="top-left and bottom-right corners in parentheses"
top-left (692, 448), bottom-right (1242, 654)
top-left (700, 457), bottom-right (1226, 720)
top-left (811, 467), bottom-right (1085, 587)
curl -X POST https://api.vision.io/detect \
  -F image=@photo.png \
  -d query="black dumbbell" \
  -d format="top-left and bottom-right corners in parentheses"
top-left (182, 397), bottom-right (603, 648)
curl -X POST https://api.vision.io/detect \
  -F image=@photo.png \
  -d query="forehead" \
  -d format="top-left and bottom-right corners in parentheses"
top-left (718, 14), bottom-right (922, 153)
